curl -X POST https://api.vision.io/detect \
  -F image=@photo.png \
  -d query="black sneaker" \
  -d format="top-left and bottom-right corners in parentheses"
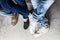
top-left (24, 18), bottom-right (29, 30)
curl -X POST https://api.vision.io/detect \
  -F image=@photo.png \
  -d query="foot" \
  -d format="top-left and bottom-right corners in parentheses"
top-left (29, 14), bottom-right (49, 37)
top-left (29, 14), bottom-right (38, 34)
top-left (24, 18), bottom-right (29, 30)
top-left (11, 13), bottom-right (19, 26)
top-left (33, 25), bottom-right (49, 37)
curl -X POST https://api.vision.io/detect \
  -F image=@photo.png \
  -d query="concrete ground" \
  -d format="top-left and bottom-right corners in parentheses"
top-left (0, 0), bottom-right (60, 40)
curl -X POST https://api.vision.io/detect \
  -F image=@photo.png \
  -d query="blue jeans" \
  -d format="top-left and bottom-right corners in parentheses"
top-left (31, 0), bottom-right (55, 27)
top-left (0, 0), bottom-right (29, 19)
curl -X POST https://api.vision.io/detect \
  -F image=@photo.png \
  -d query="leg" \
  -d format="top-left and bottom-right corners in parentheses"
top-left (15, 0), bottom-right (30, 30)
top-left (29, 0), bottom-right (55, 37)
top-left (0, 0), bottom-right (29, 29)
top-left (31, 0), bottom-right (55, 23)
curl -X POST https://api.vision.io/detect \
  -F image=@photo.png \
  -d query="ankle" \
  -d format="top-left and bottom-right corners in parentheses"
top-left (23, 18), bottom-right (28, 22)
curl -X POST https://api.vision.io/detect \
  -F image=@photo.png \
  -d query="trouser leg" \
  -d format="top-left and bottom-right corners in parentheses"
top-left (31, 0), bottom-right (55, 27)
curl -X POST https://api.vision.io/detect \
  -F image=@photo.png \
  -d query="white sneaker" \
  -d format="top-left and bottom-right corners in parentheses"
top-left (29, 14), bottom-right (38, 34)
top-left (33, 25), bottom-right (49, 37)
top-left (29, 14), bottom-right (49, 37)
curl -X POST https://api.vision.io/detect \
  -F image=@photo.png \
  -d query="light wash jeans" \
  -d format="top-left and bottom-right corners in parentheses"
top-left (31, 0), bottom-right (55, 27)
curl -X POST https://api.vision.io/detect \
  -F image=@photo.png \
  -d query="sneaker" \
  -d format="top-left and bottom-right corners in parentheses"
top-left (29, 14), bottom-right (49, 37)
top-left (33, 24), bottom-right (49, 37)
top-left (29, 14), bottom-right (38, 34)
top-left (24, 18), bottom-right (29, 30)
top-left (11, 13), bottom-right (19, 26)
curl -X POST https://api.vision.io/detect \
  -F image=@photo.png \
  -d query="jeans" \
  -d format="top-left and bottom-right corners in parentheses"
top-left (0, 0), bottom-right (29, 19)
top-left (31, 0), bottom-right (55, 27)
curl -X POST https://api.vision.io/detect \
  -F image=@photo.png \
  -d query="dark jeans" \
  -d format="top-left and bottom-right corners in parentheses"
top-left (0, 0), bottom-right (29, 19)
